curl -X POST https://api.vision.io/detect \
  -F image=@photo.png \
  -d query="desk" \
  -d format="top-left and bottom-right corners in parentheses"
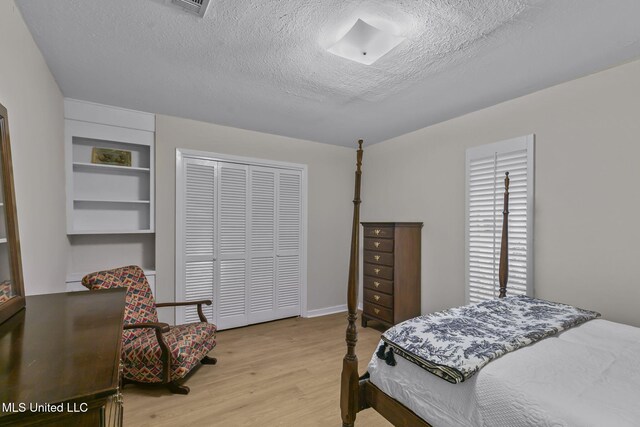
top-left (0, 289), bottom-right (125, 426)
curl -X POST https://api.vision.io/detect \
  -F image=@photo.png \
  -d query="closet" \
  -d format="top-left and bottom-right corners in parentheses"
top-left (176, 151), bottom-right (306, 330)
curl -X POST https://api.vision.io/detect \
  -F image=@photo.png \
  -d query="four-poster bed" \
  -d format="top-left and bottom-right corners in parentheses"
top-left (340, 139), bottom-right (431, 427)
top-left (340, 141), bottom-right (640, 427)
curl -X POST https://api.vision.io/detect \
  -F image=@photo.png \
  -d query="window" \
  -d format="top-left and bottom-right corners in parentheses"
top-left (465, 135), bottom-right (534, 304)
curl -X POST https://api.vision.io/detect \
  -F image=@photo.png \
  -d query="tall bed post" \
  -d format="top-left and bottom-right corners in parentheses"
top-left (498, 172), bottom-right (510, 298)
top-left (339, 165), bottom-right (512, 426)
top-left (341, 140), bottom-right (364, 427)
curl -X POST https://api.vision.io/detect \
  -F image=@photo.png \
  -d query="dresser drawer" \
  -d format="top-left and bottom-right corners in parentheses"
top-left (363, 263), bottom-right (393, 281)
top-left (363, 226), bottom-right (394, 239)
top-left (363, 251), bottom-right (394, 266)
top-left (363, 276), bottom-right (393, 294)
top-left (363, 238), bottom-right (394, 253)
top-left (364, 288), bottom-right (393, 309)
top-left (363, 301), bottom-right (393, 324)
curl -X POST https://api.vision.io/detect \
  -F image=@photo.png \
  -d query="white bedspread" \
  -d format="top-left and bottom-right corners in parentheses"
top-left (368, 319), bottom-right (640, 427)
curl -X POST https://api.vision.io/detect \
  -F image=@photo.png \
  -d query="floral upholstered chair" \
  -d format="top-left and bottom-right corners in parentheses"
top-left (0, 281), bottom-right (12, 303)
top-left (82, 265), bottom-right (217, 394)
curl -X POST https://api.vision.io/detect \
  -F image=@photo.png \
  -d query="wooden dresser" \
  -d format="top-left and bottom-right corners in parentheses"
top-left (0, 289), bottom-right (125, 426)
top-left (361, 222), bottom-right (423, 328)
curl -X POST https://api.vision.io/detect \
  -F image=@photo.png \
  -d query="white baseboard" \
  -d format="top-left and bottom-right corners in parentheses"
top-left (303, 302), bottom-right (364, 318)
top-left (304, 304), bottom-right (347, 318)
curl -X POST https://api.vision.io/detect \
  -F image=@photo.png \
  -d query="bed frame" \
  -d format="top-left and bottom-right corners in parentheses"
top-left (340, 141), bottom-right (511, 427)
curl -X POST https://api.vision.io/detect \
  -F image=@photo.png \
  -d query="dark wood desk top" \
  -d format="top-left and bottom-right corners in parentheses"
top-left (0, 289), bottom-right (125, 416)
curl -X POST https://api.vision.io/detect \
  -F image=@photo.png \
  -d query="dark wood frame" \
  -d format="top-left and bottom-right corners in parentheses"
top-left (0, 101), bottom-right (25, 325)
top-left (121, 299), bottom-right (217, 395)
top-left (340, 142), bottom-right (511, 426)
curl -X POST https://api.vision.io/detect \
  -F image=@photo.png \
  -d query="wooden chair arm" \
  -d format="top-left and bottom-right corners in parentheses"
top-left (156, 300), bottom-right (212, 308)
top-left (155, 300), bottom-right (213, 323)
top-left (123, 321), bottom-right (172, 383)
top-left (123, 322), bottom-right (170, 333)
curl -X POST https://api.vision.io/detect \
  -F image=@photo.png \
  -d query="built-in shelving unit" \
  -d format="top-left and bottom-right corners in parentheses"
top-left (64, 99), bottom-right (156, 299)
top-left (65, 99), bottom-right (155, 234)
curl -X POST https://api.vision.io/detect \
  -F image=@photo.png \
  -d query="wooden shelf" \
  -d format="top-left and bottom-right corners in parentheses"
top-left (67, 229), bottom-right (154, 235)
top-left (73, 162), bottom-right (150, 172)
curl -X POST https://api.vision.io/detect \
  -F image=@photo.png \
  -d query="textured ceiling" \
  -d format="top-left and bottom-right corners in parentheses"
top-left (16, 0), bottom-right (640, 146)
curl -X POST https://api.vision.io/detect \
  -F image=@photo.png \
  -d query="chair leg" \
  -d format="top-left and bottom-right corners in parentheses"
top-left (168, 381), bottom-right (190, 395)
top-left (201, 355), bottom-right (217, 365)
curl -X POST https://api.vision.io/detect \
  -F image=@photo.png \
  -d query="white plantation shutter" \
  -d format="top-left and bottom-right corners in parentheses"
top-left (248, 167), bottom-right (277, 323)
top-left (465, 135), bottom-right (534, 304)
top-left (217, 162), bottom-right (249, 329)
top-left (178, 157), bottom-right (216, 323)
top-left (276, 170), bottom-right (302, 316)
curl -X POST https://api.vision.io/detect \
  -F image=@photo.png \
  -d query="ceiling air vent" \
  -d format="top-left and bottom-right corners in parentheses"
top-left (171, 0), bottom-right (211, 17)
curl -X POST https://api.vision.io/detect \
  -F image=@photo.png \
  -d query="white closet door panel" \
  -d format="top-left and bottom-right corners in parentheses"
top-left (248, 256), bottom-right (276, 323)
top-left (248, 167), bottom-right (277, 323)
top-left (275, 170), bottom-right (302, 318)
top-left (177, 157), bottom-right (216, 324)
top-left (185, 159), bottom-right (216, 261)
top-left (219, 163), bottom-right (248, 256)
top-left (276, 255), bottom-right (300, 316)
top-left (218, 259), bottom-right (247, 329)
top-left (277, 171), bottom-right (301, 256)
top-left (184, 261), bottom-right (214, 323)
top-left (217, 162), bottom-right (249, 329)
top-left (250, 167), bottom-right (276, 256)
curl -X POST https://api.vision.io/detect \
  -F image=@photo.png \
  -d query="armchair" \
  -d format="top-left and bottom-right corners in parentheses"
top-left (82, 265), bottom-right (217, 394)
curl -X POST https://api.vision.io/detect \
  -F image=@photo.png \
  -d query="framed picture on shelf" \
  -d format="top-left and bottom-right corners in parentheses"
top-left (91, 147), bottom-right (132, 167)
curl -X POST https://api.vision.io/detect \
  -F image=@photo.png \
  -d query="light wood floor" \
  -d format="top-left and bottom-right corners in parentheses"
top-left (123, 312), bottom-right (392, 426)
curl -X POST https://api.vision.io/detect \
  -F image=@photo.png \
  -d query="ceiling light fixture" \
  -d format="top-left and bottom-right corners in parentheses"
top-left (327, 19), bottom-right (405, 65)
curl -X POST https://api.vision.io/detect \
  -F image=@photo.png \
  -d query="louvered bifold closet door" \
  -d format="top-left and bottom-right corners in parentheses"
top-left (466, 136), bottom-right (534, 304)
top-left (179, 157), bottom-right (216, 324)
top-left (275, 170), bottom-right (302, 318)
top-left (216, 162), bottom-right (249, 330)
top-left (248, 167), bottom-right (277, 324)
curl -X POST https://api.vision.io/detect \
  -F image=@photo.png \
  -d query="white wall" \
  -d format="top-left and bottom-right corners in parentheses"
top-left (0, 1), bottom-right (68, 295)
top-left (364, 59), bottom-right (640, 327)
top-left (155, 115), bottom-right (355, 322)
top-left (67, 234), bottom-right (155, 275)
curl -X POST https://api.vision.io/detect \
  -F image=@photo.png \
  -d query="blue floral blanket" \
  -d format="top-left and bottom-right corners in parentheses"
top-left (377, 295), bottom-right (600, 384)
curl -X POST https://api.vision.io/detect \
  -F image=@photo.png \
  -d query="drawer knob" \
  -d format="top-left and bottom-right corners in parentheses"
top-left (374, 308), bottom-right (380, 315)
top-left (374, 255), bottom-right (380, 261)
top-left (374, 281), bottom-right (380, 288)
top-left (374, 295), bottom-right (380, 301)
top-left (374, 242), bottom-right (380, 248)
top-left (374, 268), bottom-right (380, 275)
top-left (374, 229), bottom-right (381, 235)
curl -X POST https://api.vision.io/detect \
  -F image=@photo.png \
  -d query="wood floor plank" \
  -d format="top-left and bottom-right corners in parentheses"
top-left (123, 313), bottom-right (391, 426)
